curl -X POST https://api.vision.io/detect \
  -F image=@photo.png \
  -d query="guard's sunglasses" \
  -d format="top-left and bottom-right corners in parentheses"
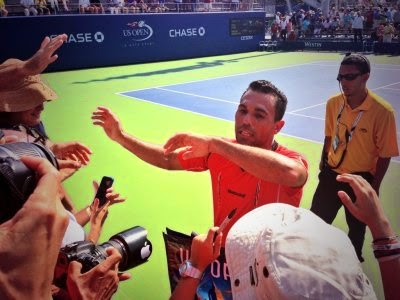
top-left (336, 73), bottom-right (362, 81)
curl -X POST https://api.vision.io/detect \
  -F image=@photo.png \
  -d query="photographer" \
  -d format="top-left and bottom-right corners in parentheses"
top-left (0, 156), bottom-right (68, 299)
top-left (0, 156), bottom-right (130, 299)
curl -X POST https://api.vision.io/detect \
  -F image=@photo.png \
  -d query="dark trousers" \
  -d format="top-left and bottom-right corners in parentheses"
top-left (310, 167), bottom-right (373, 262)
top-left (353, 28), bottom-right (363, 43)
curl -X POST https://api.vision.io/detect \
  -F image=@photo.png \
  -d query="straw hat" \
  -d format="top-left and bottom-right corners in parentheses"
top-left (225, 203), bottom-right (377, 300)
top-left (0, 59), bottom-right (57, 112)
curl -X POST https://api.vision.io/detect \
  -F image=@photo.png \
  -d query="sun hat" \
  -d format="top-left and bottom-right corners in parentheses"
top-left (0, 59), bottom-right (57, 112)
top-left (225, 203), bottom-right (377, 300)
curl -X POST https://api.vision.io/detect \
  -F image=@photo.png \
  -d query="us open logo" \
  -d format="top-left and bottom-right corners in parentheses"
top-left (123, 20), bottom-right (154, 42)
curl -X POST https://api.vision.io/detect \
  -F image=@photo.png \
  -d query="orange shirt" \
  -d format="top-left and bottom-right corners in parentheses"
top-left (178, 142), bottom-right (308, 240)
top-left (325, 90), bottom-right (399, 174)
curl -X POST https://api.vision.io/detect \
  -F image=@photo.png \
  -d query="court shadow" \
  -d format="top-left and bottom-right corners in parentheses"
top-left (72, 52), bottom-right (280, 84)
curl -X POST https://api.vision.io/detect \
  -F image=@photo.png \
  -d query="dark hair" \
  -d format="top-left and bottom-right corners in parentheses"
top-left (241, 80), bottom-right (287, 122)
top-left (341, 53), bottom-right (371, 74)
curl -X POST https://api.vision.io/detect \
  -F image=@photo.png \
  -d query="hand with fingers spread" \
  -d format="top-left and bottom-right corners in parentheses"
top-left (163, 132), bottom-right (214, 160)
top-left (57, 158), bottom-right (83, 182)
top-left (92, 107), bottom-right (125, 142)
top-left (92, 180), bottom-right (126, 207)
top-left (337, 173), bottom-right (400, 300)
top-left (0, 34), bottom-right (68, 90)
top-left (0, 156), bottom-right (69, 300)
top-left (66, 248), bottom-right (131, 300)
top-left (336, 173), bottom-right (393, 238)
top-left (23, 34), bottom-right (68, 76)
top-left (50, 141), bottom-right (92, 165)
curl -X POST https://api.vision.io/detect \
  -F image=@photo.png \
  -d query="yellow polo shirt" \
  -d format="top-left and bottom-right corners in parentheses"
top-left (325, 90), bottom-right (399, 174)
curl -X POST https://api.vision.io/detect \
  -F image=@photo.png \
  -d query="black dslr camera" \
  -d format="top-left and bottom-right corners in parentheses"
top-left (0, 142), bottom-right (58, 223)
top-left (54, 226), bottom-right (152, 287)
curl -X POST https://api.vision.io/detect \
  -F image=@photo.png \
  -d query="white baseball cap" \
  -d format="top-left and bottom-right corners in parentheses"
top-left (225, 203), bottom-right (377, 300)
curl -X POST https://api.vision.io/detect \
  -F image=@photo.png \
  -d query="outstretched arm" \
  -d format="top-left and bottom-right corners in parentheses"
top-left (337, 173), bottom-right (399, 300)
top-left (92, 106), bottom-right (183, 170)
top-left (0, 34), bottom-right (67, 89)
top-left (164, 133), bottom-right (307, 187)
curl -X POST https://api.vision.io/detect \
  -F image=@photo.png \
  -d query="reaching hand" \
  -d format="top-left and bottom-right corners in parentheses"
top-left (190, 227), bottom-right (222, 272)
top-left (66, 248), bottom-right (131, 300)
top-left (24, 34), bottom-right (68, 75)
top-left (0, 156), bottom-right (68, 300)
top-left (57, 159), bottom-right (82, 181)
top-left (92, 180), bottom-right (126, 207)
top-left (92, 107), bottom-right (124, 142)
top-left (336, 174), bottom-right (386, 230)
top-left (163, 132), bottom-right (213, 160)
top-left (51, 141), bottom-right (92, 165)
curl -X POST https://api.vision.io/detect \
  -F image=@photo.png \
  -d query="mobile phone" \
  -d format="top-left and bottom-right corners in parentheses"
top-left (94, 176), bottom-right (114, 206)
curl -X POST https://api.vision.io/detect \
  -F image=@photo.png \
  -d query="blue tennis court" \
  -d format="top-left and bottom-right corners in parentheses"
top-left (118, 61), bottom-right (400, 161)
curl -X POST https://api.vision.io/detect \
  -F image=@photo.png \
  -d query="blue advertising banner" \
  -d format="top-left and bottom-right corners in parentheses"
top-left (0, 12), bottom-right (265, 71)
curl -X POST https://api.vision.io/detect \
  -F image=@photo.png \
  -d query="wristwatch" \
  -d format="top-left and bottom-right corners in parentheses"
top-left (179, 260), bottom-right (203, 279)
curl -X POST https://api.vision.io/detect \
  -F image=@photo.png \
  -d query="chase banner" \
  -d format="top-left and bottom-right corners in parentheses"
top-left (0, 12), bottom-right (265, 71)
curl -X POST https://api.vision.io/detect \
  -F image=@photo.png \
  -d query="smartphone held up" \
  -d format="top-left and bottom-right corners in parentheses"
top-left (94, 176), bottom-right (114, 206)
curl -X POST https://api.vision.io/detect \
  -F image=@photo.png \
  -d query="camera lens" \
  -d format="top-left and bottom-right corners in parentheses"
top-left (99, 226), bottom-right (152, 271)
top-left (0, 142), bottom-right (58, 223)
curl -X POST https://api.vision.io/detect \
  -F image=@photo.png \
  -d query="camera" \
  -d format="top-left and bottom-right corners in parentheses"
top-left (0, 142), bottom-right (58, 223)
top-left (54, 226), bottom-right (152, 287)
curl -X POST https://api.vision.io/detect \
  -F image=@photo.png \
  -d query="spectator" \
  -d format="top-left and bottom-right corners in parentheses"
top-left (36, 0), bottom-right (51, 14)
top-left (20, 0), bottom-right (38, 15)
top-left (48, 0), bottom-right (59, 13)
top-left (352, 10), bottom-right (365, 42)
top-left (79, 0), bottom-right (93, 13)
top-left (89, 0), bottom-right (104, 13)
top-left (280, 15), bottom-right (288, 41)
top-left (0, 156), bottom-right (130, 300)
top-left (203, 0), bottom-right (211, 12)
top-left (313, 17), bottom-right (323, 37)
top-left (171, 203), bottom-right (378, 299)
top-left (0, 0), bottom-right (8, 16)
top-left (393, 7), bottom-right (400, 30)
top-left (376, 23), bottom-right (385, 42)
top-left (383, 22), bottom-right (395, 42)
top-left (122, 0), bottom-right (140, 13)
top-left (92, 79), bottom-right (308, 299)
top-left (270, 21), bottom-right (279, 41)
top-left (310, 53), bottom-right (399, 262)
top-left (287, 29), bottom-right (297, 41)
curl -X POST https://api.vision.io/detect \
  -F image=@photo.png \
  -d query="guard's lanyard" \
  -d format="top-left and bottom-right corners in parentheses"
top-left (330, 103), bottom-right (364, 168)
top-left (336, 103), bottom-right (364, 143)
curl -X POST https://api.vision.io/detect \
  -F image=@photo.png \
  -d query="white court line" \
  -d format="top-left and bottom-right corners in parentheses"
top-left (372, 81), bottom-right (400, 91)
top-left (287, 111), bottom-right (325, 121)
top-left (155, 87), bottom-right (237, 104)
top-left (116, 61), bottom-right (324, 94)
top-left (117, 93), bottom-right (236, 123)
top-left (289, 102), bottom-right (326, 113)
top-left (382, 87), bottom-right (400, 91)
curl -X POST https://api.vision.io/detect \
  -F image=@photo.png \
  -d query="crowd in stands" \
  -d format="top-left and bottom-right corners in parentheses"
top-left (0, 0), bottom-right (259, 16)
top-left (269, 1), bottom-right (400, 43)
